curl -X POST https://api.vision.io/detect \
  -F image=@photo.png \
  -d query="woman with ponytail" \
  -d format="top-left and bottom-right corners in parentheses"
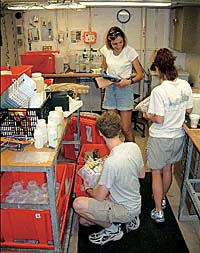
top-left (143, 48), bottom-right (193, 223)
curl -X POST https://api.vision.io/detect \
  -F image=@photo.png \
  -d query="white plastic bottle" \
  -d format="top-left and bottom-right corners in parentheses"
top-left (32, 73), bottom-right (44, 92)
top-left (34, 128), bottom-right (44, 149)
top-left (48, 127), bottom-right (58, 148)
top-left (37, 119), bottom-right (47, 145)
top-left (48, 111), bottom-right (63, 138)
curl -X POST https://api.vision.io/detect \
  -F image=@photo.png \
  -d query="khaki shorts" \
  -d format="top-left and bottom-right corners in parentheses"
top-left (146, 136), bottom-right (185, 170)
top-left (87, 198), bottom-right (136, 224)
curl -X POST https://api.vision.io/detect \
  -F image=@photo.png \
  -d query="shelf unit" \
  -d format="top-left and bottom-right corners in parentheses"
top-left (178, 126), bottom-right (200, 223)
top-left (0, 101), bottom-right (83, 252)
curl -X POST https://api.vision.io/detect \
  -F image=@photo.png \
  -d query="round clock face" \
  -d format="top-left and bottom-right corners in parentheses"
top-left (117, 9), bottom-right (131, 24)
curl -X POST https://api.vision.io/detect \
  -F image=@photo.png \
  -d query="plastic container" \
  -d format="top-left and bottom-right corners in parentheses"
top-left (189, 114), bottom-right (200, 128)
top-left (77, 143), bottom-right (110, 165)
top-left (0, 163), bottom-right (75, 249)
top-left (32, 73), bottom-right (45, 92)
top-left (48, 127), bottom-right (58, 148)
top-left (63, 115), bottom-right (105, 161)
top-left (0, 94), bottom-right (52, 138)
top-left (34, 128), bottom-right (44, 149)
top-left (20, 51), bottom-right (59, 74)
top-left (0, 65), bottom-right (32, 96)
top-left (37, 119), bottom-right (47, 145)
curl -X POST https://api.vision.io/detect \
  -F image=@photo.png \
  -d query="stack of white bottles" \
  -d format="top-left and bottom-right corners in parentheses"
top-left (33, 107), bottom-right (64, 149)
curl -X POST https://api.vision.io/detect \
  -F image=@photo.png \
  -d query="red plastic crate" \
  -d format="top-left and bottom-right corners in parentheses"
top-left (74, 165), bottom-right (89, 197)
top-left (20, 51), bottom-right (59, 74)
top-left (77, 143), bottom-right (110, 165)
top-left (63, 116), bottom-right (79, 160)
top-left (0, 65), bottom-right (32, 95)
top-left (63, 116), bottom-right (105, 161)
top-left (0, 163), bottom-right (75, 250)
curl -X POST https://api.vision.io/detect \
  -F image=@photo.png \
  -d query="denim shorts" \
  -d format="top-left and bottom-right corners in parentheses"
top-left (102, 84), bottom-right (134, 111)
top-left (146, 136), bottom-right (185, 170)
top-left (87, 198), bottom-right (136, 224)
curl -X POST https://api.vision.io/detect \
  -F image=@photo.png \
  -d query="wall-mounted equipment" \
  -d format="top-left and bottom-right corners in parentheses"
top-left (58, 32), bottom-right (64, 43)
top-left (41, 19), bottom-right (53, 41)
top-left (83, 31), bottom-right (97, 44)
top-left (28, 28), bottom-right (39, 42)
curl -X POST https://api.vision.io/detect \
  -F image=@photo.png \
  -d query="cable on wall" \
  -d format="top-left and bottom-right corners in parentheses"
top-left (11, 13), bottom-right (18, 65)
top-left (1, 15), bottom-right (10, 66)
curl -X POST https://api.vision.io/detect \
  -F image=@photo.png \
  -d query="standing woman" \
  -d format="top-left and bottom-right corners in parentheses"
top-left (143, 48), bottom-right (193, 223)
top-left (100, 26), bottom-right (144, 142)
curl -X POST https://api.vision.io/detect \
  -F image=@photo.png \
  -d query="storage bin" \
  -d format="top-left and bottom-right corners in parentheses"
top-left (20, 51), bottom-right (59, 74)
top-left (63, 115), bottom-right (105, 160)
top-left (0, 94), bottom-right (52, 137)
top-left (77, 143), bottom-right (110, 165)
top-left (0, 163), bottom-right (75, 250)
top-left (0, 65), bottom-right (32, 96)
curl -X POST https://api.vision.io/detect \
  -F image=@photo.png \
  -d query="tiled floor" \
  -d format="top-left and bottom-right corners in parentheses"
top-left (68, 127), bottom-right (200, 253)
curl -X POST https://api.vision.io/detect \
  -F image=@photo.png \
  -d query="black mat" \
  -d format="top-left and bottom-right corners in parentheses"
top-left (78, 173), bottom-right (189, 253)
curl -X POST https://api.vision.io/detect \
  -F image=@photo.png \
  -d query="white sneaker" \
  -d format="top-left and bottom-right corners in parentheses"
top-left (162, 197), bottom-right (167, 209)
top-left (88, 224), bottom-right (124, 245)
top-left (151, 208), bottom-right (165, 223)
top-left (125, 216), bottom-right (140, 233)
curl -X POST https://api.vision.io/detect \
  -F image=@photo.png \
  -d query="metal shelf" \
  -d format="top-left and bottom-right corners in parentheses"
top-left (0, 101), bottom-right (83, 252)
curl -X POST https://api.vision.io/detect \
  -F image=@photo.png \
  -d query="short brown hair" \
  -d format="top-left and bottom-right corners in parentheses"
top-left (96, 111), bottom-right (121, 138)
top-left (153, 48), bottom-right (178, 81)
top-left (105, 26), bottom-right (127, 50)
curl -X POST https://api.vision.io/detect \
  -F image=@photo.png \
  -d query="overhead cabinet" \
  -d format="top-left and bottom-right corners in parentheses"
top-left (169, 7), bottom-right (200, 53)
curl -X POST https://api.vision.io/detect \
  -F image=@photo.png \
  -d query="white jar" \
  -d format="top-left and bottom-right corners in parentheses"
top-left (32, 73), bottom-right (44, 92)
top-left (34, 128), bottom-right (44, 149)
top-left (55, 106), bottom-right (64, 120)
top-left (48, 127), bottom-right (58, 148)
top-left (48, 111), bottom-right (63, 138)
top-left (37, 119), bottom-right (47, 144)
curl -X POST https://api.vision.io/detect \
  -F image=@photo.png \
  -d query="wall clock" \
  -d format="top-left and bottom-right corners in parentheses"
top-left (117, 9), bottom-right (131, 24)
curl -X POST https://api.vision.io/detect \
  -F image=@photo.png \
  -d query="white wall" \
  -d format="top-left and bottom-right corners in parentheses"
top-left (2, 7), bottom-right (199, 88)
top-left (22, 7), bottom-right (173, 70)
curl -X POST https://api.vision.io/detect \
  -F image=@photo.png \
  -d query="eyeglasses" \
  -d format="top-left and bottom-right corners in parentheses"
top-left (108, 31), bottom-right (121, 39)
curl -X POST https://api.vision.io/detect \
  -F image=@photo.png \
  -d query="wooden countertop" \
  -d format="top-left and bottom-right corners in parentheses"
top-left (183, 124), bottom-right (200, 151)
top-left (43, 73), bottom-right (100, 78)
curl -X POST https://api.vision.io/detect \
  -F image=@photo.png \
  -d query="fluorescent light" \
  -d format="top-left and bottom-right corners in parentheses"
top-left (7, 3), bottom-right (86, 10)
top-left (8, 5), bottom-right (44, 10)
top-left (79, 1), bottom-right (172, 7)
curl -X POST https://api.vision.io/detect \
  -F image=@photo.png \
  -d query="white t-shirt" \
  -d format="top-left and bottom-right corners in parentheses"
top-left (100, 45), bottom-right (138, 79)
top-left (148, 79), bottom-right (193, 138)
top-left (98, 142), bottom-right (144, 214)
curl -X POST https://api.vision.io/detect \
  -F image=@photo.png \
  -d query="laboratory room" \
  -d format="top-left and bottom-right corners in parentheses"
top-left (0, 0), bottom-right (200, 252)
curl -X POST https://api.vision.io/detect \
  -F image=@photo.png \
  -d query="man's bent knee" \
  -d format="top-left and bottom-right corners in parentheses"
top-left (73, 197), bottom-right (88, 213)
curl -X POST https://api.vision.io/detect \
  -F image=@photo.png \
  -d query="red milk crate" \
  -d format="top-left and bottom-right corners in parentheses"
top-left (0, 65), bottom-right (32, 95)
top-left (80, 117), bottom-right (105, 145)
top-left (20, 51), bottom-right (59, 74)
top-left (63, 116), bottom-right (105, 161)
top-left (77, 143), bottom-right (110, 165)
top-left (0, 163), bottom-right (75, 250)
top-left (63, 116), bottom-right (79, 161)
top-left (74, 165), bottom-right (89, 198)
